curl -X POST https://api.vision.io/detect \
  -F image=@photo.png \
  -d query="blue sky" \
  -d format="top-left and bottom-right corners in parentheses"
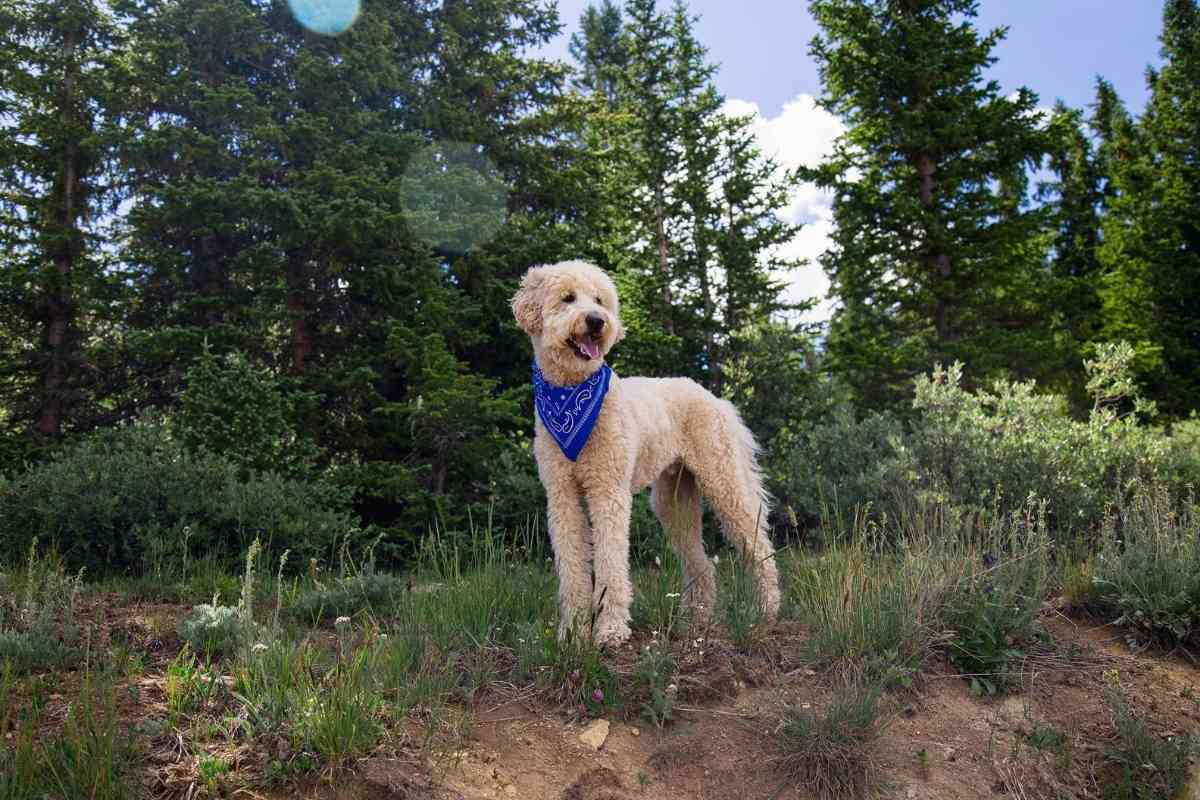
top-left (542, 0), bottom-right (1165, 119)
top-left (537, 1), bottom-right (1168, 319)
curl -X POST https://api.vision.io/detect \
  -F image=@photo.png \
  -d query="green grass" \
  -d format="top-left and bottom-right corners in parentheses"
top-left (0, 660), bottom-right (137, 800)
top-left (784, 498), bottom-right (1053, 692)
top-left (1090, 483), bottom-right (1200, 648)
top-left (1100, 670), bottom-right (1196, 800)
top-left (776, 678), bottom-right (893, 800)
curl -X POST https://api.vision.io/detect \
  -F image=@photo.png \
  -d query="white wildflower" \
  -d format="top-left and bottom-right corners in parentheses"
top-left (665, 592), bottom-right (680, 599)
top-left (252, 642), bottom-right (268, 654)
top-left (334, 616), bottom-right (351, 628)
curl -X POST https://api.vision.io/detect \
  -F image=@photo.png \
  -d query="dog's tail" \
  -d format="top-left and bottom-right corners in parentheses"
top-left (719, 397), bottom-right (772, 525)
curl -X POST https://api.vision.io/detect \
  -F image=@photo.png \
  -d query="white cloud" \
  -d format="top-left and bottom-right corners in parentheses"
top-left (722, 94), bottom-right (845, 322)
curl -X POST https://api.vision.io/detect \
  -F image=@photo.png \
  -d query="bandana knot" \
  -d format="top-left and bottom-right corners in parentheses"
top-left (532, 360), bottom-right (612, 461)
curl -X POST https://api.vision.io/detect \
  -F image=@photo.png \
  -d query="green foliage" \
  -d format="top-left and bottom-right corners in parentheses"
top-left (178, 602), bottom-right (247, 660)
top-left (806, 0), bottom-right (1056, 410)
top-left (0, 414), bottom-right (363, 575)
top-left (1096, 0), bottom-right (1200, 419)
top-left (776, 678), bottom-right (893, 800)
top-left (787, 532), bottom-right (943, 684)
top-left (784, 353), bottom-right (1193, 535)
top-left (717, 548), bottom-right (769, 648)
top-left (1100, 670), bottom-right (1196, 800)
top-left (175, 347), bottom-right (320, 476)
top-left (0, 541), bottom-right (84, 674)
top-left (232, 633), bottom-right (384, 772)
top-left (1090, 484), bottom-right (1200, 647)
top-left (163, 645), bottom-right (222, 726)
top-left (288, 574), bottom-right (408, 626)
top-left (941, 509), bottom-right (1050, 696)
top-left (0, 661), bottom-right (137, 800)
top-left (0, 0), bottom-right (125, 440)
top-left (632, 643), bottom-right (677, 731)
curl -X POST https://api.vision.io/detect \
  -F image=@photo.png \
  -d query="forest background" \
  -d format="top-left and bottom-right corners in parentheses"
top-left (2, 0), bottom-right (1198, 574)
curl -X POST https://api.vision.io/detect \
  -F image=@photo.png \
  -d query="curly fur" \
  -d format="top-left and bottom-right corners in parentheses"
top-left (512, 260), bottom-right (780, 645)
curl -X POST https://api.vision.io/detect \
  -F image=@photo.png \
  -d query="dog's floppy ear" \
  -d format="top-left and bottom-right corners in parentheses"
top-left (512, 265), bottom-right (550, 335)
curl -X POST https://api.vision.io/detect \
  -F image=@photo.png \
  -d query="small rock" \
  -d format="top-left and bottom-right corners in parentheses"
top-left (523, 736), bottom-right (534, 746)
top-left (630, 727), bottom-right (640, 737)
top-left (579, 719), bottom-right (610, 751)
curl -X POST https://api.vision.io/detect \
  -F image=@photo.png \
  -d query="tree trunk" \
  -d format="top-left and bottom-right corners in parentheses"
top-left (286, 256), bottom-right (313, 374)
top-left (914, 152), bottom-right (952, 343)
top-left (654, 182), bottom-right (674, 334)
top-left (37, 26), bottom-right (81, 437)
top-left (696, 224), bottom-right (717, 391)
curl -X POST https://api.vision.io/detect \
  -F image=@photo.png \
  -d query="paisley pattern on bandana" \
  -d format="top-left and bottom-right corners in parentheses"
top-left (532, 360), bottom-right (612, 461)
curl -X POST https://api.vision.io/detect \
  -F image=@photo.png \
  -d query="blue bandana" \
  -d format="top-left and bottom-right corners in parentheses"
top-left (532, 360), bottom-right (612, 461)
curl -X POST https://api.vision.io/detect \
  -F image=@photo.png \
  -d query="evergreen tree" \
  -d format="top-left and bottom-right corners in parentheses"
top-left (1038, 102), bottom-right (1107, 408)
top-left (804, 0), bottom-right (1050, 410)
top-left (0, 0), bottom-right (121, 441)
top-left (569, 0), bottom-right (627, 108)
top-left (1097, 0), bottom-right (1200, 418)
top-left (557, 0), bottom-right (819, 485)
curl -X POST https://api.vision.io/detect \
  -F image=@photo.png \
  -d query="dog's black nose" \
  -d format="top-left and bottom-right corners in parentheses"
top-left (585, 313), bottom-right (605, 334)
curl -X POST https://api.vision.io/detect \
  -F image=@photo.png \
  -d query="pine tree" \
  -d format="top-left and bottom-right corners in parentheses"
top-left (569, 0), bottom-right (628, 108)
top-left (0, 0), bottom-right (121, 440)
top-left (1038, 102), bottom-right (1107, 407)
top-left (804, 0), bottom-right (1050, 410)
top-left (1097, 0), bottom-right (1200, 418)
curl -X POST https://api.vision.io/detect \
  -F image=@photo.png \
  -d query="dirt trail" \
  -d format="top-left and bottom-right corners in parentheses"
top-left (354, 616), bottom-right (1199, 800)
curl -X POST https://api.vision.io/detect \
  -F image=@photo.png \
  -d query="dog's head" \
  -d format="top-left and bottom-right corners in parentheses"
top-left (511, 260), bottom-right (625, 385)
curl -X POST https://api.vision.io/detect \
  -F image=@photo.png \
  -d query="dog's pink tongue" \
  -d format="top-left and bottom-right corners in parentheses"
top-left (580, 338), bottom-right (601, 360)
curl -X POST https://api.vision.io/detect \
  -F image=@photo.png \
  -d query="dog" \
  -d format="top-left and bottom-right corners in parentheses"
top-left (511, 260), bottom-right (780, 645)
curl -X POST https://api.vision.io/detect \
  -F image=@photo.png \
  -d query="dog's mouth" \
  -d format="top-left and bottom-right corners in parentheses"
top-left (567, 334), bottom-right (603, 361)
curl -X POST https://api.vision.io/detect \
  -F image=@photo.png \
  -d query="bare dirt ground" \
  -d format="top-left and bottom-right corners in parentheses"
top-left (30, 598), bottom-right (1200, 800)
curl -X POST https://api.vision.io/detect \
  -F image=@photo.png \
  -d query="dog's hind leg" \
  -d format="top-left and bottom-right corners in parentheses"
top-left (684, 401), bottom-right (781, 621)
top-left (651, 464), bottom-right (716, 619)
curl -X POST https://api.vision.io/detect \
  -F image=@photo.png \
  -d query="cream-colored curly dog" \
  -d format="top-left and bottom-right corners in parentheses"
top-left (512, 260), bottom-right (780, 645)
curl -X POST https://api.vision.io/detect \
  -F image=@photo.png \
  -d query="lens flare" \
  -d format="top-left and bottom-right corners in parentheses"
top-left (288, 0), bottom-right (361, 36)
top-left (400, 141), bottom-right (509, 255)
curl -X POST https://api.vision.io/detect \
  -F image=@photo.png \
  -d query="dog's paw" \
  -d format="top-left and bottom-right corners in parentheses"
top-left (592, 619), bottom-right (632, 647)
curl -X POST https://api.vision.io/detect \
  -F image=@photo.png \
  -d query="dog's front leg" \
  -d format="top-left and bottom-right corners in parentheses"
top-left (544, 472), bottom-right (594, 641)
top-left (585, 487), bottom-right (633, 645)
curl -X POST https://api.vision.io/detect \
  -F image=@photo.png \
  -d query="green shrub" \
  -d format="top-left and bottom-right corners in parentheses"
top-left (232, 632), bottom-right (384, 772)
top-left (0, 413), bottom-right (363, 576)
top-left (0, 542), bottom-right (84, 674)
top-left (174, 346), bottom-right (321, 477)
top-left (632, 643), bottom-right (677, 730)
top-left (941, 507), bottom-right (1050, 696)
top-left (1091, 484), bottom-right (1200, 647)
top-left (780, 404), bottom-right (906, 530)
top-left (289, 574), bottom-right (408, 625)
top-left (179, 602), bottom-right (250, 659)
top-left (782, 346), bottom-right (1195, 537)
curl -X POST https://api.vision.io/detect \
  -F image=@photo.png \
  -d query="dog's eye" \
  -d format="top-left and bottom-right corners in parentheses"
top-left (595, 296), bottom-right (604, 306)
top-left (563, 293), bottom-right (575, 304)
